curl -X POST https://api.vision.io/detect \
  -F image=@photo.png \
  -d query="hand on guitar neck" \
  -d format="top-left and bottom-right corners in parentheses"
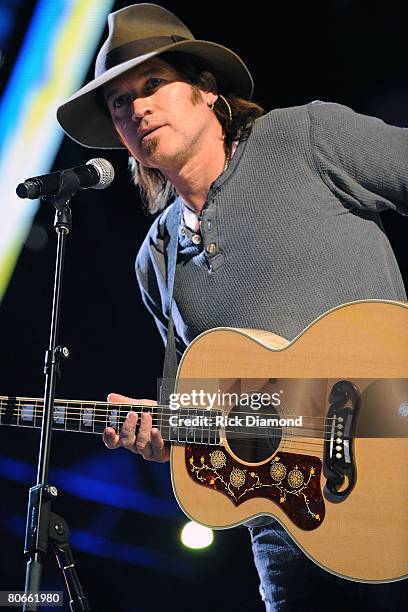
top-left (102, 393), bottom-right (170, 462)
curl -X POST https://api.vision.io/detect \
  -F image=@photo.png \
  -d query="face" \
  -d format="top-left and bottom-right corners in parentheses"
top-left (104, 57), bottom-right (218, 171)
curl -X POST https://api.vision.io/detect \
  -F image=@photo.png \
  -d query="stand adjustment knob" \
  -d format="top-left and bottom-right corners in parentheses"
top-left (56, 345), bottom-right (69, 359)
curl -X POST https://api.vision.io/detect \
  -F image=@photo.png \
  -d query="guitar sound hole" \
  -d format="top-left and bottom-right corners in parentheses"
top-left (225, 402), bottom-right (282, 463)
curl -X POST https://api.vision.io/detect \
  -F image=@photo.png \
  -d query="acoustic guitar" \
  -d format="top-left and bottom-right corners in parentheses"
top-left (1, 300), bottom-right (407, 583)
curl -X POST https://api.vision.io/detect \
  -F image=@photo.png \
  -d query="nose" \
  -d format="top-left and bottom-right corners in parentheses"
top-left (131, 96), bottom-right (153, 123)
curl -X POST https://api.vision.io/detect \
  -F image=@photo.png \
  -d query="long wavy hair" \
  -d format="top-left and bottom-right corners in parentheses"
top-left (127, 51), bottom-right (265, 214)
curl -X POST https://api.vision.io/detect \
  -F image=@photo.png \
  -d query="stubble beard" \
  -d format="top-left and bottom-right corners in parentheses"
top-left (141, 89), bottom-right (206, 168)
top-left (142, 137), bottom-right (159, 157)
top-left (142, 133), bottom-right (189, 170)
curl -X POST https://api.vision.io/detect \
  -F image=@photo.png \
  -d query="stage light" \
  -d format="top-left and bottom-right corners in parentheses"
top-left (180, 521), bottom-right (214, 549)
top-left (0, 0), bottom-right (115, 301)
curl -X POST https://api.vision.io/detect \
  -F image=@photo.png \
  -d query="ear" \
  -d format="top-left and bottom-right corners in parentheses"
top-left (204, 92), bottom-right (218, 108)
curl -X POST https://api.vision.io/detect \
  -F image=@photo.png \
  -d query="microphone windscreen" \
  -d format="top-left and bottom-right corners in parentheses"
top-left (86, 158), bottom-right (115, 190)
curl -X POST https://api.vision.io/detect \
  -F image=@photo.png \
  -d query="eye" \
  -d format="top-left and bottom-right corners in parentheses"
top-left (144, 77), bottom-right (163, 92)
top-left (112, 93), bottom-right (131, 109)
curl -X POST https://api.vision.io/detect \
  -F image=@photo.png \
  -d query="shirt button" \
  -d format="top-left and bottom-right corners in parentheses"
top-left (180, 227), bottom-right (186, 236)
top-left (192, 234), bottom-right (202, 245)
top-left (206, 242), bottom-right (216, 254)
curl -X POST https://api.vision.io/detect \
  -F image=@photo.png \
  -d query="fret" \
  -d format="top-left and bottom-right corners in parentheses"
top-left (168, 408), bottom-right (179, 442)
top-left (204, 409), bottom-right (211, 445)
top-left (208, 410), bottom-right (215, 444)
top-left (160, 406), bottom-right (171, 442)
top-left (193, 407), bottom-right (198, 444)
top-left (194, 409), bottom-right (206, 445)
top-left (159, 402), bottom-right (163, 441)
top-left (52, 402), bottom-right (66, 430)
top-left (16, 400), bottom-right (21, 427)
top-left (1, 397), bottom-right (19, 426)
top-left (179, 407), bottom-right (189, 443)
top-left (206, 409), bottom-right (213, 445)
top-left (201, 409), bottom-right (208, 444)
top-left (79, 401), bottom-right (84, 431)
top-left (117, 404), bottom-right (125, 433)
top-left (81, 402), bottom-right (94, 431)
top-left (65, 401), bottom-right (80, 432)
top-left (93, 402), bottom-right (106, 434)
top-left (34, 399), bottom-right (43, 428)
top-left (1, 397), bottom-right (221, 445)
top-left (108, 406), bottom-right (119, 430)
top-left (140, 404), bottom-right (153, 430)
top-left (209, 410), bottom-right (221, 445)
top-left (185, 409), bottom-right (196, 444)
top-left (20, 403), bottom-right (35, 425)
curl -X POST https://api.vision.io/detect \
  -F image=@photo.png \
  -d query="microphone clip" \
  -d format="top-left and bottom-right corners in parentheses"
top-left (42, 169), bottom-right (81, 232)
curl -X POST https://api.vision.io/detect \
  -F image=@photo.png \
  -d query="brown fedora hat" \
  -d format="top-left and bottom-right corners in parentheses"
top-left (56, 3), bottom-right (254, 149)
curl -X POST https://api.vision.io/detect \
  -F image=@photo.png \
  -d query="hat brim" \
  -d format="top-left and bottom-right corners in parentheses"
top-left (56, 39), bottom-right (254, 149)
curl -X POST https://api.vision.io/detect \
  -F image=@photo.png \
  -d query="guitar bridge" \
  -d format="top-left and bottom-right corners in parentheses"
top-left (323, 380), bottom-right (360, 501)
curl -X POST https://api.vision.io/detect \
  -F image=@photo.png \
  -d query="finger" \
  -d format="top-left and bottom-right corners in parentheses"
top-left (150, 427), bottom-right (170, 462)
top-left (119, 410), bottom-right (139, 452)
top-left (136, 411), bottom-right (153, 458)
top-left (107, 393), bottom-right (157, 406)
top-left (107, 393), bottom-right (135, 404)
top-left (103, 426), bottom-right (121, 449)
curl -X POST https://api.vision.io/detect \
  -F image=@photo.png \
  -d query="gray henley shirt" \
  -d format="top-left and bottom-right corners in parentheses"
top-left (135, 101), bottom-right (408, 356)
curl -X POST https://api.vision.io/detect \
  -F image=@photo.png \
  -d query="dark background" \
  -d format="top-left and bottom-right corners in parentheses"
top-left (0, 1), bottom-right (407, 610)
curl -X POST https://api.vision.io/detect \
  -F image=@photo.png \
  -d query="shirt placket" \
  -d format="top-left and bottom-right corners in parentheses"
top-left (199, 193), bottom-right (224, 272)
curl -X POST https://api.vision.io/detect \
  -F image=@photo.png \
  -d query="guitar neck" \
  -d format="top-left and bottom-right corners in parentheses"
top-left (0, 396), bottom-right (221, 446)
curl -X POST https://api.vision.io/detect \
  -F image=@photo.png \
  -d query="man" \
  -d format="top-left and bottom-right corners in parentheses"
top-left (57, 4), bottom-right (408, 611)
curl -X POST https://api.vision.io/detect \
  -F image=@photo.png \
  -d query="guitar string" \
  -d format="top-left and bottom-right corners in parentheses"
top-left (0, 400), bottom-right (340, 423)
top-left (0, 400), bottom-right (350, 435)
top-left (3, 424), bottom-right (323, 454)
top-left (0, 395), bottom-right (341, 421)
top-left (0, 402), bottom-right (337, 423)
top-left (0, 392), bottom-right (351, 440)
top-left (0, 413), bottom-right (335, 432)
top-left (0, 386), bottom-right (368, 457)
top-left (0, 404), bottom-right (339, 431)
top-left (0, 422), bottom-right (331, 444)
top-left (0, 416), bottom-right (339, 454)
top-left (0, 424), bottom-right (321, 454)
top-left (0, 419), bottom-right (325, 453)
top-left (0, 418), bottom-right (348, 447)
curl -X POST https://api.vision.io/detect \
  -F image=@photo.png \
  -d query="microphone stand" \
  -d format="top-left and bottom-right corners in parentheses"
top-left (22, 172), bottom-right (90, 611)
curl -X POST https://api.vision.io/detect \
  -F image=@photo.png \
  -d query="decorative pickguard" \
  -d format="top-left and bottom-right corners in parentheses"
top-left (185, 446), bottom-right (325, 530)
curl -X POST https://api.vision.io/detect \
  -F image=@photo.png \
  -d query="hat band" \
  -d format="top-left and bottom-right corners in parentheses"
top-left (99, 35), bottom-right (189, 75)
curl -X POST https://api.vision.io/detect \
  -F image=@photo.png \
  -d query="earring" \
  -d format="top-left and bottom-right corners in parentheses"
top-left (218, 95), bottom-right (233, 123)
top-left (208, 101), bottom-right (215, 110)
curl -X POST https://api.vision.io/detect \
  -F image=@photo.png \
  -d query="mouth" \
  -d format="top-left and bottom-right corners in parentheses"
top-left (140, 126), bottom-right (164, 143)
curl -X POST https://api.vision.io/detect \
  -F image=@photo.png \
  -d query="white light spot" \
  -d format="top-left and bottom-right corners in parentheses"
top-left (180, 521), bottom-right (213, 550)
top-left (109, 409), bottom-right (118, 428)
top-left (54, 404), bottom-right (66, 424)
top-left (398, 402), bottom-right (408, 418)
top-left (21, 404), bottom-right (34, 422)
top-left (83, 406), bottom-right (93, 427)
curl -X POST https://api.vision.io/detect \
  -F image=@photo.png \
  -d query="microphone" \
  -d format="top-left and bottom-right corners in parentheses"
top-left (16, 158), bottom-right (115, 199)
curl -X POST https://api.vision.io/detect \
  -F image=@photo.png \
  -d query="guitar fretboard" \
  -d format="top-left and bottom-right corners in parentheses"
top-left (0, 396), bottom-right (222, 446)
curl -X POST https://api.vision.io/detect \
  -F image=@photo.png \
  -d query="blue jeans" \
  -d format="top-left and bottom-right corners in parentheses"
top-left (248, 522), bottom-right (408, 612)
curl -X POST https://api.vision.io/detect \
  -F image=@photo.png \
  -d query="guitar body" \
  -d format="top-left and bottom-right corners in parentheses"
top-left (1, 300), bottom-right (407, 582)
top-left (170, 300), bottom-right (408, 582)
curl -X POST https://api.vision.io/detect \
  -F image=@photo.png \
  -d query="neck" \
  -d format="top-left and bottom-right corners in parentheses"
top-left (162, 130), bottom-right (228, 215)
top-left (0, 395), bottom-right (223, 446)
